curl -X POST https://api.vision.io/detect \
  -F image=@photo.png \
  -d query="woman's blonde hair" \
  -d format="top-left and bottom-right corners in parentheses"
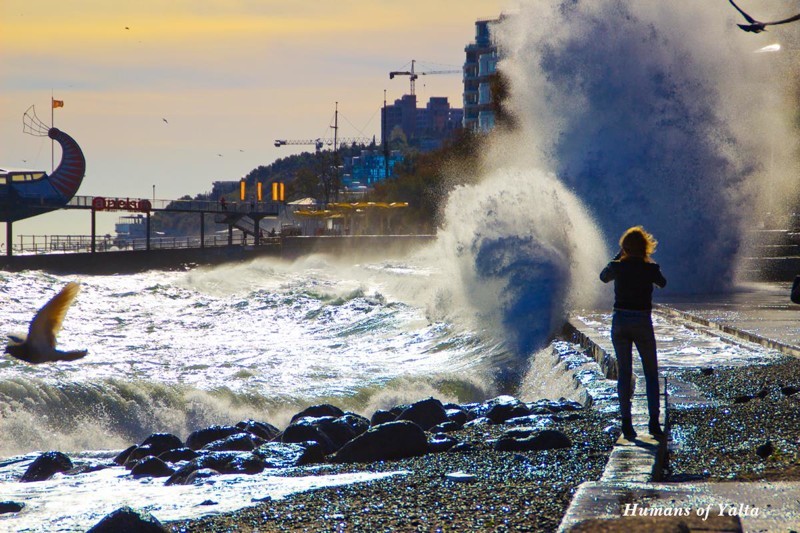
top-left (619, 226), bottom-right (657, 261)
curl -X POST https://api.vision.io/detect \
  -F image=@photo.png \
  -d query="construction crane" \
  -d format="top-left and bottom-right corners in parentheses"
top-left (274, 137), bottom-right (373, 152)
top-left (389, 59), bottom-right (462, 96)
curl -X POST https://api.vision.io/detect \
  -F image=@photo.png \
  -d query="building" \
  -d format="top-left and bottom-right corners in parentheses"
top-left (463, 16), bottom-right (503, 132)
top-left (381, 95), bottom-right (463, 152)
top-left (342, 149), bottom-right (404, 191)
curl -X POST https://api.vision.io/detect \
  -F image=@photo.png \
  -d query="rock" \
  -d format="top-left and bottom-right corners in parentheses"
top-left (126, 445), bottom-right (159, 465)
top-left (445, 408), bottom-right (468, 425)
top-left (448, 442), bottom-right (475, 453)
top-left (281, 417), bottom-right (338, 454)
top-left (165, 452), bottom-right (264, 485)
top-left (131, 456), bottom-right (174, 479)
top-left (290, 404), bottom-right (345, 424)
top-left (319, 414), bottom-right (370, 449)
top-left (431, 421), bottom-right (463, 433)
top-left (486, 397), bottom-right (531, 424)
top-left (20, 451), bottom-right (73, 482)
top-left (755, 387), bottom-right (770, 399)
top-left (733, 395), bottom-right (753, 404)
top-left (527, 398), bottom-right (583, 414)
top-left (0, 501), bottom-right (24, 514)
top-left (186, 425), bottom-right (242, 450)
top-left (184, 468), bottom-right (220, 485)
top-left (428, 433), bottom-right (458, 453)
top-left (236, 419), bottom-right (280, 441)
top-left (395, 398), bottom-right (448, 430)
top-left (756, 441), bottom-right (774, 459)
top-left (494, 429), bottom-right (573, 452)
top-left (202, 433), bottom-right (261, 452)
top-left (86, 506), bottom-right (167, 533)
top-left (370, 409), bottom-right (396, 426)
top-left (700, 367), bottom-right (714, 376)
top-left (158, 448), bottom-right (199, 463)
top-left (781, 385), bottom-right (799, 396)
top-left (254, 441), bottom-right (325, 468)
top-left (113, 445), bottom-right (137, 466)
top-left (504, 415), bottom-right (553, 429)
top-left (464, 417), bottom-right (490, 428)
top-left (445, 471), bottom-right (476, 483)
top-left (332, 420), bottom-right (428, 463)
top-left (141, 433), bottom-right (183, 456)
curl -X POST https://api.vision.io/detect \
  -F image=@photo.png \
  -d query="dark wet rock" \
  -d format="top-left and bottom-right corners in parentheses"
top-left (700, 367), bottom-right (714, 376)
top-left (20, 451), bottom-right (73, 482)
top-left (184, 468), bottom-right (220, 485)
top-left (552, 413), bottom-right (582, 422)
top-left (527, 398), bottom-right (584, 414)
top-left (141, 433), bottom-right (183, 456)
top-left (290, 404), bottom-right (345, 424)
top-left (86, 505), bottom-right (167, 533)
top-left (448, 441), bottom-right (476, 453)
top-left (254, 441), bottom-right (325, 468)
top-left (186, 425), bottom-right (242, 450)
top-left (282, 417), bottom-right (338, 454)
top-left (127, 445), bottom-right (158, 464)
top-left (320, 414), bottom-right (370, 449)
top-left (445, 408), bottom-right (468, 426)
top-left (0, 501), bottom-right (23, 514)
top-left (781, 385), bottom-right (799, 396)
top-left (755, 386), bottom-right (770, 399)
top-left (431, 421), bottom-right (463, 433)
top-left (494, 429), bottom-right (572, 452)
top-left (461, 401), bottom-right (488, 419)
top-left (113, 445), bottom-right (137, 466)
top-left (395, 398), bottom-right (448, 430)
top-left (370, 409), bottom-right (396, 426)
top-left (131, 456), bottom-right (174, 479)
top-left (464, 417), bottom-right (490, 427)
top-left (65, 464), bottom-right (110, 477)
top-left (504, 415), bottom-right (553, 428)
top-left (486, 396), bottom-right (530, 424)
top-left (332, 420), bottom-right (428, 463)
top-left (236, 419), bottom-right (280, 441)
top-left (733, 395), bottom-right (753, 404)
top-left (158, 447), bottom-right (199, 463)
top-left (389, 404), bottom-right (409, 417)
top-left (203, 433), bottom-right (262, 452)
top-left (428, 433), bottom-right (458, 453)
top-left (755, 441), bottom-right (774, 459)
top-left (165, 452), bottom-right (265, 485)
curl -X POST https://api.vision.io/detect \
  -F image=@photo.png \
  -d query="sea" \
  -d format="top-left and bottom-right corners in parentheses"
top-left (2, 0), bottom-right (797, 529)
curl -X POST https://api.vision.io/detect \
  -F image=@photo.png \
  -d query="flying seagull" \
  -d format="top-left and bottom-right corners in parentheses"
top-left (5, 282), bottom-right (88, 364)
top-left (162, 118), bottom-right (169, 124)
top-left (729, 0), bottom-right (800, 33)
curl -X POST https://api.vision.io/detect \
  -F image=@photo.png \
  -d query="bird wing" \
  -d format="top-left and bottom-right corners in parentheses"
top-left (763, 12), bottom-right (800, 26)
top-left (728, 0), bottom-right (759, 24)
top-left (28, 282), bottom-right (81, 349)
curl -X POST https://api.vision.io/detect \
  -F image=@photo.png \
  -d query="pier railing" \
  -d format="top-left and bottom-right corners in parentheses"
top-left (13, 233), bottom-right (281, 255)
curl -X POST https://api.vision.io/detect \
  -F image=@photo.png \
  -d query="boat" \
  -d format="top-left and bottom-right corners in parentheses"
top-left (0, 127), bottom-right (86, 223)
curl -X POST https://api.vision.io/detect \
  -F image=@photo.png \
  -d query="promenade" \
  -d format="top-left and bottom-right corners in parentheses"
top-left (559, 281), bottom-right (800, 532)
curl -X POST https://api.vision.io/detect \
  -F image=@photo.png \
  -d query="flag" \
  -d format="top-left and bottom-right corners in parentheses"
top-left (52, 99), bottom-right (64, 109)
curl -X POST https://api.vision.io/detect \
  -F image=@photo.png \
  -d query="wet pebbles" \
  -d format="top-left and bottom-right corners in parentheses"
top-left (668, 356), bottom-right (800, 482)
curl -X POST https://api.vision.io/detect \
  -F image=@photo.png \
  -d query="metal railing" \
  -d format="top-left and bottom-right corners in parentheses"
top-left (13, 234), bottom-right (281, 255)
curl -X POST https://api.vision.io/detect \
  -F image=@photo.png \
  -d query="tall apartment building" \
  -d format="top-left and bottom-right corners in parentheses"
top-left (381, 94), bottom-right (463, 152)
top-left (463, 16), bottom-right (503, 131)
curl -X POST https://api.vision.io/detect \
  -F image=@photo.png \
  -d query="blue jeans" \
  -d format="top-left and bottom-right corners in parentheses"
top-left (611, 309), bottom-right (660, 421)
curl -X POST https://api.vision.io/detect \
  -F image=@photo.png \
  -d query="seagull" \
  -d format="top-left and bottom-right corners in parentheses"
top-left (5, 282), bottom-right (88, 364)
top-left (729, 0), bottom-right (800, 33)
top-left (162, 118), bottom-right (168, 124)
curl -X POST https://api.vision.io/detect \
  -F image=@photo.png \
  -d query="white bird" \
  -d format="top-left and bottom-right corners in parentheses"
top-left (5, 282), bottom-right (88, 364)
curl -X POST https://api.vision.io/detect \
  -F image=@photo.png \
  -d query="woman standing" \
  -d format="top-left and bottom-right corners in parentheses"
top-left (600, 226), bottom-right (667, 440)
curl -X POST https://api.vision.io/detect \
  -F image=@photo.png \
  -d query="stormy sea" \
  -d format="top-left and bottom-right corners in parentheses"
top-left (3, 0), bottom-right (800, 529)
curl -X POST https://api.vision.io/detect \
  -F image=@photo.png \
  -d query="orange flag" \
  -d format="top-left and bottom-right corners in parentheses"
top-left (52, 99), bottom-right (64, 109)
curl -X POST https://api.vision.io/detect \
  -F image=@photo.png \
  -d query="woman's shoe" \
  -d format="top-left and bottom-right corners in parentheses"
top-left (621, 418), bottom-right (637, 440)
top-left (649, 420), bottom-right (665, 439)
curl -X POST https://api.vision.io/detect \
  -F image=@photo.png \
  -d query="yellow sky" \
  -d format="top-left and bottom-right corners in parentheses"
top-left (1, 0), bottom-right (509, 235)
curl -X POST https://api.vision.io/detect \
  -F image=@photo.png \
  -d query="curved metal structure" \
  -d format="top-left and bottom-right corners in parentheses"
top-left (0, 128), bottom-right (86, 223)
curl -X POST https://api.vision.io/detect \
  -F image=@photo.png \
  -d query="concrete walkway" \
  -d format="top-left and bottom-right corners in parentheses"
top-left (559, 282), bottom-right (800, 532)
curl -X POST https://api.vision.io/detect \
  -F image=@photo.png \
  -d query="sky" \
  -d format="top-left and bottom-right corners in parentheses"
top-left (1, 0), bottom-right (508, 237)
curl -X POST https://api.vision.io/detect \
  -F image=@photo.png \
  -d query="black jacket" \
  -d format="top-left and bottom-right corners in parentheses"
top-left (600, 258), bottom-right (667, 311)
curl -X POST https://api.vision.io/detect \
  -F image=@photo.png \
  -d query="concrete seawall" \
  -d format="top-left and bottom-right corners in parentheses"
top-left (0, 235), bottom-right (436, 275)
